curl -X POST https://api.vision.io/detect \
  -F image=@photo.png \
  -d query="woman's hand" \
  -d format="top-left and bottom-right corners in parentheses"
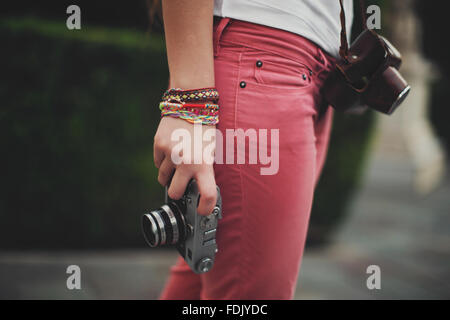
top-left (153, 116), bottom-right (217, 216)
top-left (154, 0), bottom-right (217, 215)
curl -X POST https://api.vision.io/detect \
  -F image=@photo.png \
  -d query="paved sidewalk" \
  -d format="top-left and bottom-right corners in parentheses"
top-left (299, 153), bottom-right (450, 299)
top-left (1, 154), bottom-right (449, 299)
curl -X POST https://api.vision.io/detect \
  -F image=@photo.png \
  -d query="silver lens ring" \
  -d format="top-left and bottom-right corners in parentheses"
top-left (161, 204), bottom-right (179, 244)
top-left (151, 210), bottom-right (167, 245)
top-left (172, 202), bottom-right (186, 233)
top-left (142, 213), bottom-right (159, 247)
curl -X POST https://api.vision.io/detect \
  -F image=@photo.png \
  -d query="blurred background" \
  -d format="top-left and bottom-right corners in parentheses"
top-left (0, 0), bottom-right (449, 299)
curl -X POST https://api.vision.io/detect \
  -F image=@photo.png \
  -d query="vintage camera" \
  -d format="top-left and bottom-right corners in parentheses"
top-left (141, 180), bottom-right (222, 274)
top-left (323, 29), bottom-right (411, 115)
top-left (323, 0), bottom-right (411, 115)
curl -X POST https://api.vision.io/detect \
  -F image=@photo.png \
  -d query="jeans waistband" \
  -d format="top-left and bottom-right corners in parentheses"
top-left (213, 16), bottom-right (336, 74)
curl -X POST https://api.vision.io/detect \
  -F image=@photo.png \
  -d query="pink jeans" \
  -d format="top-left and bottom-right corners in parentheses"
top-left (159, 17), bottom-right (336, 300)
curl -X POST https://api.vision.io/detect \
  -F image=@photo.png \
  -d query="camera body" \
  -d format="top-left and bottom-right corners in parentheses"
top-left (323, 29), bottom-right (410, 115)
top-left (142, 180), bottom-right (222, 274)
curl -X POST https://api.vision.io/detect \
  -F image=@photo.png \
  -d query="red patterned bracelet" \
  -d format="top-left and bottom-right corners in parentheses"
top-left (159, 87), bottom-right (220, 125)
top-left (160, 103), bottom-right (219, 125)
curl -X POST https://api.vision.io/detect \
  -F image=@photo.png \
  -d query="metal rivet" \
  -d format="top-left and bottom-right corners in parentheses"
top-left (240, 81), bottom-right (246, 88)
top-left (302, 74), bottom-right (307, 80)
top-left (256, 60), bottom-right (263, 67)
top-left (309, 70), bottom-right (313, 76)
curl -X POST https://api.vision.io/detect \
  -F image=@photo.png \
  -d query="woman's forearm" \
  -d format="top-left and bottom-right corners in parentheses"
top-left (162, 0), bottom-right (215, 89)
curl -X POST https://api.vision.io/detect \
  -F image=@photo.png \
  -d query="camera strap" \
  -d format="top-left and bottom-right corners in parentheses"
top-left (326, 0), bottom-right (410, 115)
top-left (338, 0), bottom-right (367, 62)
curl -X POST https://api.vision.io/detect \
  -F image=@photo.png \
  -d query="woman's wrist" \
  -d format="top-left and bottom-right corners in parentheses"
top-left (159, 87), bottom-right (220, 126)
top-left (168, 74), bottom-right (215, 91)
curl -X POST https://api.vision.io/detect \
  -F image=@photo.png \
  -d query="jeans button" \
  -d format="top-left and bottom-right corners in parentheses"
top-left (240, 81), bottom-right (247, 88)
top-left (256, 60), bottom-right (263, 68)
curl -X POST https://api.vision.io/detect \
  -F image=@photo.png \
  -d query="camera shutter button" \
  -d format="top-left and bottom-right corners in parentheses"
top-left (212, 207), bottom-right (220, 216)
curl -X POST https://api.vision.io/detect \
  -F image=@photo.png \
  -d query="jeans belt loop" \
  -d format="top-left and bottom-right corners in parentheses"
top-left (214, 17), bottom-right (231, 58)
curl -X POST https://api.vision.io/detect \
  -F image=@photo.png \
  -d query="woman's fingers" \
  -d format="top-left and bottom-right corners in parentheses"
top-left (196, 169), bottom-right (217, 216)
top-left (167, 167), bottom-right (191, 200)
top-left (153, 117), bottom-right (217, 213)
top-left (157, 158), bottom-right (175, 187)
top-left (159, 160), bottom-right (217, 215)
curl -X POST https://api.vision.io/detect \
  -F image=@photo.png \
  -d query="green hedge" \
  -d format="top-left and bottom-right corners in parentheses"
top-left (0, 17), bottom-right (375, 249)
top-left (0, 17), bottom-right (167, 249)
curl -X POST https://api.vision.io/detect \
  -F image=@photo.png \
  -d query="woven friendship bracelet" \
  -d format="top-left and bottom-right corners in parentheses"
top-left (162, 87), bottom-right (219, 103)
top-left (160, 105), bottom-right (219, 118)
top-left (159, 101), bottom-right (219, 111)
top-left (160, 105), bottom-right (219, 125)
top-left (159, 87), bottom-right (220, 125)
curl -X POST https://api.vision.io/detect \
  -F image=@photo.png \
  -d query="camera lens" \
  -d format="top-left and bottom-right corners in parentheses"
top-left (142, 203), bottom-right (186, 247)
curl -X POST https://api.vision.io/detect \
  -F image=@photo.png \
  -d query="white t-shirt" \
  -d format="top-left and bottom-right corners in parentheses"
top-left (214, 0), bottom-right (354, 58)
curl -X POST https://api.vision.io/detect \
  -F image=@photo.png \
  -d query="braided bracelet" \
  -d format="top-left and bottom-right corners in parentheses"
top-left (159, 101), bottom-right (219, 111)
top-left (160, 104), bottom-right (219, 125)
top-left (162, 87), bottom-right (219, 103)
top-left (159, 87), bottom-right (219, 125)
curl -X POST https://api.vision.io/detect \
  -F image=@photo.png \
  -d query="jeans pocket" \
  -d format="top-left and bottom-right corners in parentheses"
top-left (242, 49), bottom-right (313, 91)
